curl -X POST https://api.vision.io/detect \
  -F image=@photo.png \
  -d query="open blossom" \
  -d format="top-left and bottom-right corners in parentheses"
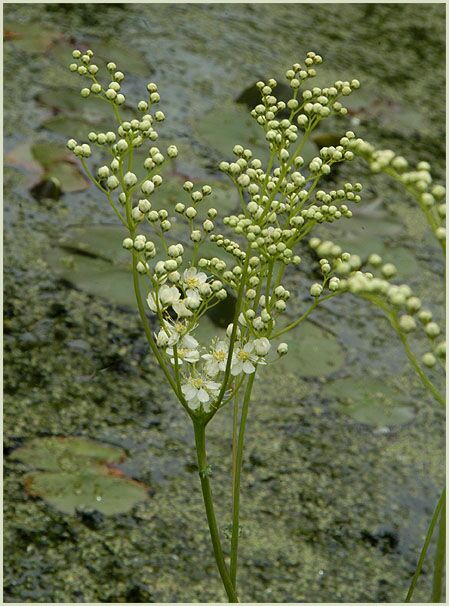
top-left (172, 292), bottom-right (201, 318)
top-left (156, 320), bottom-right (190, 346)
top-left (202, 340), bottom-right (229, 376)
top-left (182, 267), bottom-right (208, 297)
top-left (231, 341), bottom-right (268, 376)
top-left (231, 342), bottom-right (259, 376)
top-left (181, 375), bottom-right (220, 411)
top-left (167, 335), bottom-right (200, 364)
top-left (147, 285), bottom-right (180, 312)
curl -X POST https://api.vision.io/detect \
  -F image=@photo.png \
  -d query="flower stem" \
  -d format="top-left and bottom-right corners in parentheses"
top-left (386, 311), bottom-right (445, 407)
top-left (230, 373), bottom-right (256, 589)
top-left (405, 488), bottom-right (446, 602)
top-left (431, 491), bottom-right (446, 602)
top-left (193, 421), bottom-right (239, 603)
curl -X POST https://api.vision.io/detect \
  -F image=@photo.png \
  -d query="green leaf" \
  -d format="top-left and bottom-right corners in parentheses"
top-left (273, 320), bottom-right (345, 378)
top-left (24, 470), bottom-right (148, 515)
top-left (11, 436), bottom-right (125, 472)
top-left (4, 21), bottom-right (61, 53)
top-left (322, 377), bottom-right (415, 427)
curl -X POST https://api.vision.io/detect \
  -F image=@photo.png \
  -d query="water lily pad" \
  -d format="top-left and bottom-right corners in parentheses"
top-left (11, 436), bottom-right (125, 472)
top-left (24, 470), bottom-right (148, 515)
top-left (193, 317), bottom-right (344, 378)
top-left (11, 436), bottom-right (148, 515)
top-left (41, 115), bottom-right (110, 139)
top-left (4, 21), bottom-right (61, 53)
top-left (195, 104), bottom-right (270, 162)
top-left (5, 141), bottom-right (89, 193)
top-left (274, 320), bottom-right (345, 378)
top-left (322, 377), bottom-right (415, 427)
top-left (49, 223), bottom-right (234, 309)
top-left (37, 88), bottom-right (126, 124)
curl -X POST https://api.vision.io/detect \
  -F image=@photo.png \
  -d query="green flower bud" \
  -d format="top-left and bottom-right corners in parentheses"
top-left (310, 283), bottom-right (323, 297)
top-left (422, 352), bottom-right (436, 368)
top-left (425, 322), bottom-right (441, 338)
top-left (399, 315), bottom-right (416, 333)
top-left (277, 342), bottom-right (288, 356)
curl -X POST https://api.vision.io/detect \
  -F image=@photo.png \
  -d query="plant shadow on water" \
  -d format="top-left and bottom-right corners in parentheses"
top-left (3, 2), bottom-right (445, 603)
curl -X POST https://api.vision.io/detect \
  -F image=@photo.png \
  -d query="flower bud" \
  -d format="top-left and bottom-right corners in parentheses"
top-left (254, 338), bottom-right (271, 356)
top-left (277, 343), bottom-right (288, 356)
top-left (124, 171), bottom-right (138, 187)
top-left (310, 283), bottom-right (323, 297)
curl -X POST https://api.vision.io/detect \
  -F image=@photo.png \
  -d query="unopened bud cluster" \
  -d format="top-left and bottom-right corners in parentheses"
top-left (67, 49), bottom-right (443, 415)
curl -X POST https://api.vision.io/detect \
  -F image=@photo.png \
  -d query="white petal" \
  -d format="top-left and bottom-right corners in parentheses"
top-left (197, 389), bottom-right (210, 403)
top-left (243, 361), bottom-right (256, 374)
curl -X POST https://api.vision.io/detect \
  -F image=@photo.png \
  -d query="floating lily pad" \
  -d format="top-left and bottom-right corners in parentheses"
top-left (37, 88), bottom-right (128, 124)
top-left (322, 377), bottom-right (415, 427)
top-left (4, 21), bottom-right (61, 53)
top-left (11, 436), bottom-right (125, 471)
top-left (41, 115), bottom-right (110, 140)
top-left (48, 223), bottom-right (233, 309)
top-left (11, 436), bottom-right (148, 515)
top-left (24, 470), bottom-right (148, 515)
top-left (195, 105), bottom-right (270, 162)
top-left (195, 103), bottom-right (317, 165)
top-left (273, 320), bottom-right (345, 378)
top-left (5, 141), bottom-right (89, 193)
top-left (193, 317), bottom-right (344, 378)
top-left (235, 80), bottom-right (291, 111)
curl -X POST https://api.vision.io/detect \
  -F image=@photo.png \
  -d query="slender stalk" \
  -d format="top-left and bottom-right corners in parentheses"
top-left (431, 492), bottom-right (446, 602)
top-left (387, 311), bottom-right (445, 407)
top-left (232, 391), bottom-right (239, 502)
top-left (230, 374), bottom-right (256, 589)
top-left (193, 422), bottom-right (239, 603)
top-left (405, 488), bottom-right (446, 602)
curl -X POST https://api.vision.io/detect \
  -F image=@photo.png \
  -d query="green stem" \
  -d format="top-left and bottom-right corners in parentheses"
top-left (405, 488), bottom-right (446, 602)
top-left (387, 311), bottom-right (445, 407)
top-left (193, 422), bottom-right (239, 603)
top-left (230, 373), bottom-right (256, 589)
top-left (431, 492), bottom-right (446, 602)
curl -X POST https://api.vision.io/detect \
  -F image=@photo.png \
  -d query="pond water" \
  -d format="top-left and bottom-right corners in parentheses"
top-left (3, 3), bottom-right (445, 602)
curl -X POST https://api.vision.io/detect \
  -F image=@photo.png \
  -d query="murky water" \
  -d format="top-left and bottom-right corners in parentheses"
top-left (4, 3), bottom-right (445, 602)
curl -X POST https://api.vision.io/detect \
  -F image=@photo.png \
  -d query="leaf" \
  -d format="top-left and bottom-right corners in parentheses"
top-left (24, 470), bottom-right (148, 515)
top-left (41, 115), bottom-right (110, 139)
top-left (195, 104), bottom-right (270, 162)
top-left (321, 377), bottom-right (415, 427)
top-left (195, 103), bottom-right (317, 165)
top-left (6, 141), bottom-right (89, 193)
top-left (12, 436), bottom-right (149, 515)
top-left (3, 21), bottom-right (61, 53)
top-left (193, 317), bottom-right (345, 378)
top-left (11, 436), bottom-right (125, 472)
top-left (44, 161), bottom-right (89, 193)
top-left (273, 320), bottom-right (345, 378)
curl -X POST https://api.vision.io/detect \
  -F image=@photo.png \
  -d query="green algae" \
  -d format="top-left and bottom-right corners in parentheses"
top-left (3, 2), bottom-right (445, 603)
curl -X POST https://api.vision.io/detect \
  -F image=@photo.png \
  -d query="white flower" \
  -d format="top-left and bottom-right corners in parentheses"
top-left (147, 285), bottom-right (180, 312)
top-left (253, 337), bottom-right (271, 357)
top-left (182, 267), bottom-right (208, 297)
top-left (155, 329), bottom-right (170, 347)
top-left (181, 375), bottom-right (220, 411)
top-left (167, 335), bottom-right (200, 365)
top-left (231, 342), bottom-right (261, 376)
top-left (172, 299), bottom-right (193, 318)
top-left (202, 340), bottom-right (229, 376)
top-left (163, 321), bottom-right (190, 346)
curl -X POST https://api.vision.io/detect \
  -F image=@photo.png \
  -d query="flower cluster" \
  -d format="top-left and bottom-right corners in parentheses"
top-left (67, 47), bottom-right (443, 420)
top-left (348, 139), bottom-right (446, 247)
top-left (309, 237), bottom-right (445, 368)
